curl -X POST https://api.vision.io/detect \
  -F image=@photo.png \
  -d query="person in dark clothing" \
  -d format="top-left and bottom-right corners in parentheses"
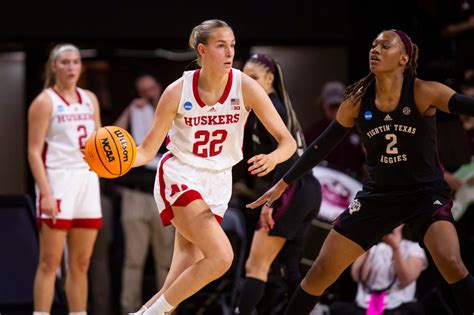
top-left (234, 54), bottom-right (321, 315)
top-left (305, 81), bottom-right (366, 180)
top-left (248, 29), bottom-right (474, 315)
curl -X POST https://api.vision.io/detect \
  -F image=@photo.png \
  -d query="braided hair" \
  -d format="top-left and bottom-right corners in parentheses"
top-left (345, 30), bottom-right (419, 103)
top-left (247, 54), bottom-right (307, 155)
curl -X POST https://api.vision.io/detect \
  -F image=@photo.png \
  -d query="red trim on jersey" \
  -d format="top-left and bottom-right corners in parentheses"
top-left (173, 190), bottom-right (202, 207)
top-left (76, 89), bottom-right (83, 104)
top-left (39, 218), bottom-right (102, 230)
top-left (158, 152), bottom-right (174, 226)
top-left (51, 87), bottom-right (82, 105)
top-left (192, 69), bottom-right (233, 108)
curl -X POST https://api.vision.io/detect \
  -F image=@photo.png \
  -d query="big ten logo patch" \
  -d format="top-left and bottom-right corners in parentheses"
top-left (170, 184), bottom-right (189, 197)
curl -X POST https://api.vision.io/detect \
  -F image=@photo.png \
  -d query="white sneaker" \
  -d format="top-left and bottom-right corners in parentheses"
top-left (128, 308), bottom-right (146, 315)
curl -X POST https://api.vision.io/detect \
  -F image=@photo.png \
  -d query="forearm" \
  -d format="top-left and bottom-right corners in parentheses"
top-left (392, 247), bottom-right (417, 287)
top-left (28, 153), bottom-right (52, 197)
top-left (133, 143), bottom-right (159, 167)
top-left (282, 120), bottom-right (351, 184)
top-left (268, 136), bottom-right (296, 166)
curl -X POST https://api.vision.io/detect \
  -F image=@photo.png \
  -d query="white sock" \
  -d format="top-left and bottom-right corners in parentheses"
top-left (143, 295), bottom-right (174, 315)
top-left (33, 312), bottom-right (50, 315)
top-left (69, 312), bottom-right (87, 315)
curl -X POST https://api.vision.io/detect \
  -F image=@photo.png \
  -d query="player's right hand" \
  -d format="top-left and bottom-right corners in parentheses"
top-left (41, 194), bottom-right (59, 224)
top-left (246, 179), bottom-right (288, 209)
top-left (260, 204), bottom-right (275, 231)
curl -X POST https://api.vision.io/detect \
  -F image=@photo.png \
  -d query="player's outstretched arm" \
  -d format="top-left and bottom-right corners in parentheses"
top-left (247, 97), bottom-right (359, 209)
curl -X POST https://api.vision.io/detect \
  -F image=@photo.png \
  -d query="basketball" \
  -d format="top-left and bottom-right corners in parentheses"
top-left (84, 126), bottom-right (137, 178)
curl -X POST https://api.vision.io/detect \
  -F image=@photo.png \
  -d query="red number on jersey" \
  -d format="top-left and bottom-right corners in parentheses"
top-left (192, 129), bottom-right (228, 157)
top-left (77, 125), bottom-right (88, 149)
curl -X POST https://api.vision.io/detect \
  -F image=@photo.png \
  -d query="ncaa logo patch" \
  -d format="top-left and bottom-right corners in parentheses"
top-left (364, 111), bottom-right (372, 120)
top-left (349, 199), bottom-right (361, 214)
top-left (402, 106), bottom-right (411, 115)
top-left (57, 105), bottom-right (64, 112)
top-left (183, 101), bottom-right (193, 111)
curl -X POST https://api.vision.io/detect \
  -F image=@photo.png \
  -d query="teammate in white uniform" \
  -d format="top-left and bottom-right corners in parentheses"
top-left (129, 19), bottom-right (297, 315)
top-left (28, 44), bottom-right (102, 315)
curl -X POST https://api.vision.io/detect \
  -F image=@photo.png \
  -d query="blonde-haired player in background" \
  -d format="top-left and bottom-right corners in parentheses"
top-left (28, 43), bottom-right (102, 315)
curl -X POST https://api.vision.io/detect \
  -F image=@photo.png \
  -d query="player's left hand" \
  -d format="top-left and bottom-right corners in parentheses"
top-left (247, 154), bottom-right (276, 177)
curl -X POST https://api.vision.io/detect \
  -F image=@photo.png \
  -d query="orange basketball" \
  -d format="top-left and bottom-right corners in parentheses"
top-left (84, 126), bottom-right (137, 178)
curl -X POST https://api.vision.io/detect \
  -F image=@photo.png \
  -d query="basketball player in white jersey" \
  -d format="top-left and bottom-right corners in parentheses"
top-left (127, 19), bottom-right (296, 315)
top-left (28, 44), bottom-right (102, 315)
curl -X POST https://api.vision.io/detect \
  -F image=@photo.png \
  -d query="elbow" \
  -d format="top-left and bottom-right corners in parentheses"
top-left (289, 137), bottom-right (297, 154)
top-left (27, 150), bottom-right (38, 165)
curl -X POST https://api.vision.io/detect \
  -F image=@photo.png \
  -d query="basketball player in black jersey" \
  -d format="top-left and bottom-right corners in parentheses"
top-left (235, 54), bottom-right (321, 315)
top-left (248, 29), bottom-right (474, 315)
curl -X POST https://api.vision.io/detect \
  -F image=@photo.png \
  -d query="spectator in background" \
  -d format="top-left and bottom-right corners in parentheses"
top-left (114, 74), bottom-right (175, 315)
top-left (304, 81), bottom-right (366, 180)
top-left (440, 0), bottom-right (474, 80)
top-left (330, 225), bottom-right (427, 315)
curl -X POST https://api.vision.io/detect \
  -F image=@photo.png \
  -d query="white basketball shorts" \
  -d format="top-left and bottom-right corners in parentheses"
top-left (154, 152), bottom-right (232, 226)
top-left (36, 168), bottom-right (102, 229)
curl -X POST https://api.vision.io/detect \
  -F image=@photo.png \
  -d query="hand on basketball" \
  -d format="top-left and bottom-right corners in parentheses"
top-left (246, 179), bottom-right (288, 209)
top-left (247, 154), bottom-right (276, 177)
top-left (41, 194), bottom-right (59, 224)
top-left (81, 148), bottom-right (96, 175)
top-left (260, 204), bottom-right (275, 231)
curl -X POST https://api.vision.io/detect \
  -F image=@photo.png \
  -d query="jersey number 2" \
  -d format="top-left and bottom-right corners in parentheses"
top-left (193, 130), bottom-right (228, 157)
top-left (77, 125), bottom-right (88, 149)
top-left (385, 133), bottom-right (399, 154)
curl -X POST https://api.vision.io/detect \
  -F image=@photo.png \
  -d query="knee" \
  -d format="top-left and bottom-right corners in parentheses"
top-left (69, 255), bottom-right (92, 274)
top-left (209, 248), bottom-right (234, 278)
top-left (38, 254), bottom-right (62, 274)
top-left (311, 256), bottom-right (333, 278)
top-left (245, 256), bottom-right (270, 277)
top-left (305, 256), bottom-right (337, 288)
top-left (439, 254), bottom-right (467, 275)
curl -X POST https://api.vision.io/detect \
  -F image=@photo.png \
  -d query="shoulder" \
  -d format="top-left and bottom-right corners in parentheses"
top-left (29, 90), bottom-right (53, 116)
top-left (241, 72), bottom-right (259, 92)
top-left (157, 78), bottom-right (184, 111)
top-left (241, 72), bottom-right (267, 100)
top-left (414, 77), bottom-right (456, 110)
top-left (414, 78), bottom-right (455, 98)
top-left (163, 78), bottom-right (184, 100)
top-left (81, 89), bottom-right (99, 103)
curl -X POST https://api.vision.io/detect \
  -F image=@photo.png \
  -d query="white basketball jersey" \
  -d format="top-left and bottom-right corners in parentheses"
top-left (167, 68), bottom-right (250, 171)
top-left (44, 88), bottom-right (96, 169)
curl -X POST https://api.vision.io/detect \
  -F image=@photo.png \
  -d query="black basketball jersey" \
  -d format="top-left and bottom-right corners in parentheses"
top-left (356, 75), bottom-right (444, 188)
